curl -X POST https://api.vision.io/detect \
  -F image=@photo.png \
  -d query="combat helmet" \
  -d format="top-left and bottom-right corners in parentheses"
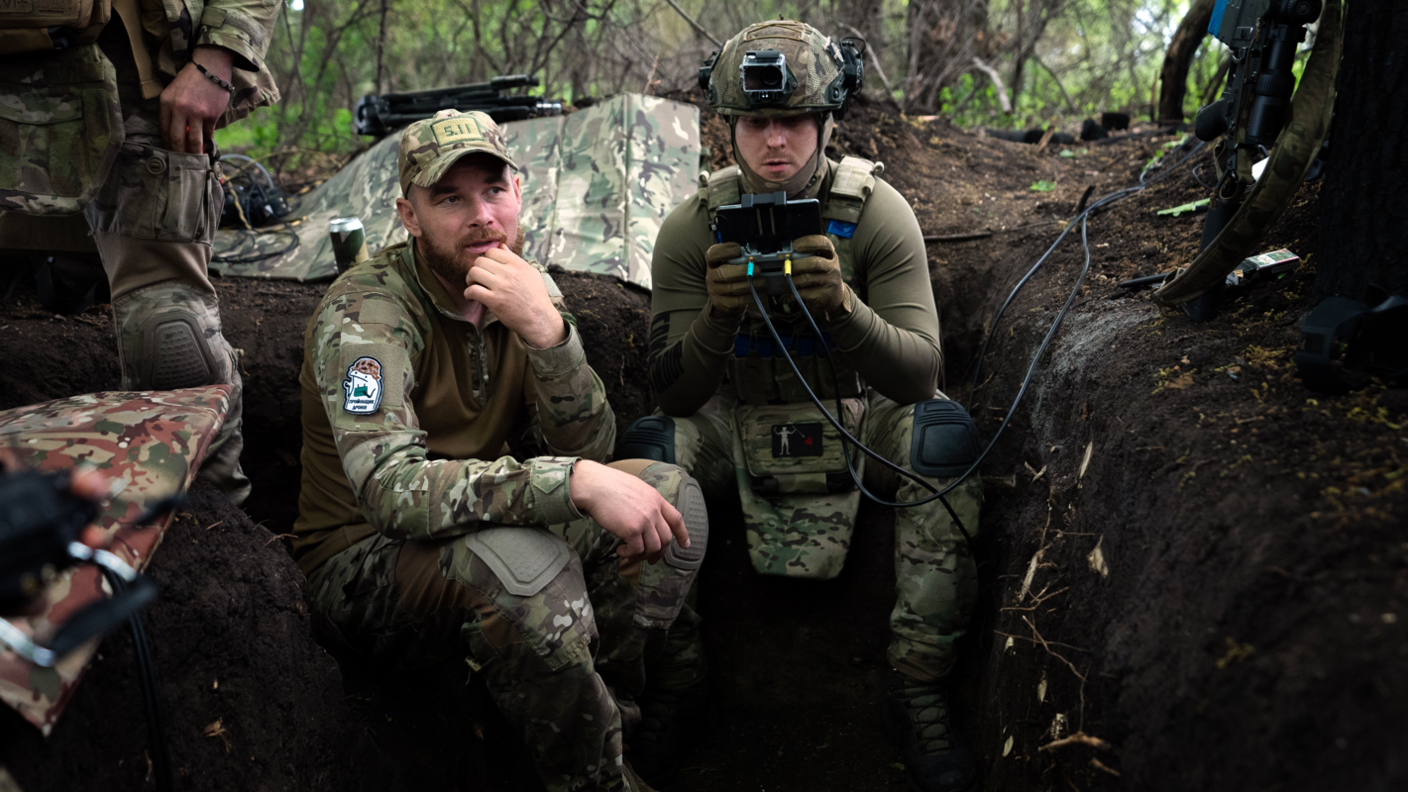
top-left (698, 19), bottom-right (864, 119)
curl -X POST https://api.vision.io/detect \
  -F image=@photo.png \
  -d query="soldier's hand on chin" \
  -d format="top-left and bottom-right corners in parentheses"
top-left (568, 460), bottom-right (690, 564)
top-left (464, 244), bottom-right (567, 348)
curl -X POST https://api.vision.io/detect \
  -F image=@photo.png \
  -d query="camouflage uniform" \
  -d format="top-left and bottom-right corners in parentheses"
top-left (0, 1), bottom-right (283, 504)
top-left (293, 112), bottom-right (704, 792)
top-left (648, 164), bottom-right (982, 681)
top-left (643, 19), bottom-right (982, 685)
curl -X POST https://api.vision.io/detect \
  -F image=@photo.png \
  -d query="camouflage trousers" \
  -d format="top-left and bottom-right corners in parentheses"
top-left (668, 388), bottom-right (982, 682)
top-left (304, 460), bottom-right (703, 792)
top-left (84, 25), bottom-right (248, 502)
top-left (0, 26), bottom-right (247, 502)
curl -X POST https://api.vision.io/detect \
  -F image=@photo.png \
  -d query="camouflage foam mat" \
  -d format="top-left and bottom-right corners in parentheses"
top-left (213, 94), bottom-right (700, 289)
top-left (0, 387), bottom-right (231, 734)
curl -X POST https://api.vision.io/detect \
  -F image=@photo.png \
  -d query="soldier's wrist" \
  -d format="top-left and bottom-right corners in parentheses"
top-left (191, 45), bottom-right (235, 81)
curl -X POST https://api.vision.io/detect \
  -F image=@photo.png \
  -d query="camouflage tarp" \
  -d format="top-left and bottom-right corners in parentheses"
top-left (213, 94), bottom-right (700, 289)
top-left (0, 387), bottom-right (231, 734)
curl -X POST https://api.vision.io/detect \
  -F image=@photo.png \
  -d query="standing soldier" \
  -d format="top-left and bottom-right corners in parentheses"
top-left (0, 0), bottom-right (284, 503)
top-left (623, 19), bottom-right (984, 792)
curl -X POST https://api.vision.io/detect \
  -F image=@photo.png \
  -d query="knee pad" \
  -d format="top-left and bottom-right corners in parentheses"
top-left (909, 400), bottom-right (981, 478)
top-left (616, 415), bottom-right (676, 464)
top-left (463, 527), bottom-right (573, 597)
top-left (664, 475), bottom-right (707, 571)
top-left (112, 283), bottom-right (232, 390)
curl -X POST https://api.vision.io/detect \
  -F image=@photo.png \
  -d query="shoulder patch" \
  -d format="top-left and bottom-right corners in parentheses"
top-left (342, 356), bottom-right (385, 414)
top-left (827, 219), bottom-right (858, 239)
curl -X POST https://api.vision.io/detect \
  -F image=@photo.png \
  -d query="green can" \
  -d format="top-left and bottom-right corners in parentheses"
top-left (330, 216), bottom-right (369, 273)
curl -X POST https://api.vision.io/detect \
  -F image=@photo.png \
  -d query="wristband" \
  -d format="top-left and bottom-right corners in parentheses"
top-left (194, 62), bottom-right (235, 94)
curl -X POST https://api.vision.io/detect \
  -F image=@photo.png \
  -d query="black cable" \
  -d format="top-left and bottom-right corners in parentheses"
top-left (100, 567), bottom-right (172, 792)
top-left (970, 139), bottom-right (1207, 392)
top-left (1192, 164), bottom-right (1214, 190)
top-left (212, 226), bottom-right (301, 264)
top-left (773, 276), bottom-right (974, 544)
top-left (736, 137), bottom-right (1208, 526)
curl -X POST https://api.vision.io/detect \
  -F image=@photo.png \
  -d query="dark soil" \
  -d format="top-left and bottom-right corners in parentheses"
top-left (1, 90), bottom-right (1404, 791)
top-left (0, 481), bottom-right (394, 792)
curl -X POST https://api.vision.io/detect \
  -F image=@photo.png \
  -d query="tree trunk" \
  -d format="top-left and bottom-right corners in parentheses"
top-left (1011, 0), bottom-right (1024, 109)
top-left (837, 0), bottom-right (885, 45)
top-left (1315, 0), bottom-right (1408, 301)
top-left (903, 0), bottom-right (991, 114)
top-left (1009, 0), bottom-right (1062, 111)
top-left (1157, 0), bottom-right (1217, 125)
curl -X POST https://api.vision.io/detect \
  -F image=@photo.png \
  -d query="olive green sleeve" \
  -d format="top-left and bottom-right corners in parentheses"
top-left (648, 196), bottom-right (743, 416)
top-left (823, 178), bottom-right (944, 403)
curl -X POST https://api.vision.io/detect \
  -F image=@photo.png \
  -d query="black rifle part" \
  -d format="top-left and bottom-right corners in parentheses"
top-left (0, 468), bottom-right (174, 790)
top-left (1184, 0), bottom-right (1324, 321)
top-left (355, 74), bottom-right (563, 137)
top-left (0, 469), bottom-right (98, 612)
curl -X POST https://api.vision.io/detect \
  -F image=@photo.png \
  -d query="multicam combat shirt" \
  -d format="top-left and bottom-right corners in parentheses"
top-left (292, 241), bottom-right (615, 575)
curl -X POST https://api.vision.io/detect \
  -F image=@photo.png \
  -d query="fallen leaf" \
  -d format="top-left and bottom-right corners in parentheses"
top-left (1078, 440), bottom-right (1094, 479)
top-left (1003, 736), bottom-right (1014, 757)
top-left (1037, 674), bottom-right (1047, 703)
top-left (203, 719), bottom-right (232, 753)
top-left (1155, 197), bottom-right (1210, 216)
top-left (1087, 537), bottom-right (1109, 578)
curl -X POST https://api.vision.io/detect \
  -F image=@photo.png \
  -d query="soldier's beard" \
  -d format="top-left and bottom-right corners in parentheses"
top-left (419, 225), bottom-right (527, 286)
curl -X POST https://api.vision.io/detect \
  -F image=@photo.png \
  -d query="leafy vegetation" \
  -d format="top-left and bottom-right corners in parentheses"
top-left (213, 1), bottom-right (1264, 170)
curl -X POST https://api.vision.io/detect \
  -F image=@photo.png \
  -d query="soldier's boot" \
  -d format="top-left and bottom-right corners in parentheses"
top-left (627, 605), bottom-right (712, 787)
top-left (882, 668), bottom-right (978, 792)
top-left (112, 282), bottom-right (250, 504)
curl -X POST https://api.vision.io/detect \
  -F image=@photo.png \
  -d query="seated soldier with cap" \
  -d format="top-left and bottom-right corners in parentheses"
top-left (623, 19), bottom-right (984, 792)
top-left (292, 109), bottom-right (709, 792)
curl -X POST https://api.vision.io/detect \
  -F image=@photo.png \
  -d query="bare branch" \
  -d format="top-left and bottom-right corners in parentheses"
top-left (840, 22), bottom-right (893, 94)
top-left (1032, 54), bottom-right (1077, 113)
top-left (662, 0), bottom-right (722, 48)
top-left (971, 57), bottom-right (1012, 113)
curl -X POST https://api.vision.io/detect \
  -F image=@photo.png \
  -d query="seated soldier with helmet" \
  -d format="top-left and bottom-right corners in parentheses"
top-left (292, 109), bottom-right (709, 792)
top-left (622, 19), bottom-right (984, 792)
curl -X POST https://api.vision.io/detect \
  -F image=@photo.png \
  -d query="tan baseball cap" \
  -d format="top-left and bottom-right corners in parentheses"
top-left (398, 109), bottom-right (518, 196)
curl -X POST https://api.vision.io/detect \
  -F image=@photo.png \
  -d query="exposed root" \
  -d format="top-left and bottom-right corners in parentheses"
top-left (1039, 731), bottom-right (1112, 752)
top-left (1090, 757), bottom-right (1121, 776)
